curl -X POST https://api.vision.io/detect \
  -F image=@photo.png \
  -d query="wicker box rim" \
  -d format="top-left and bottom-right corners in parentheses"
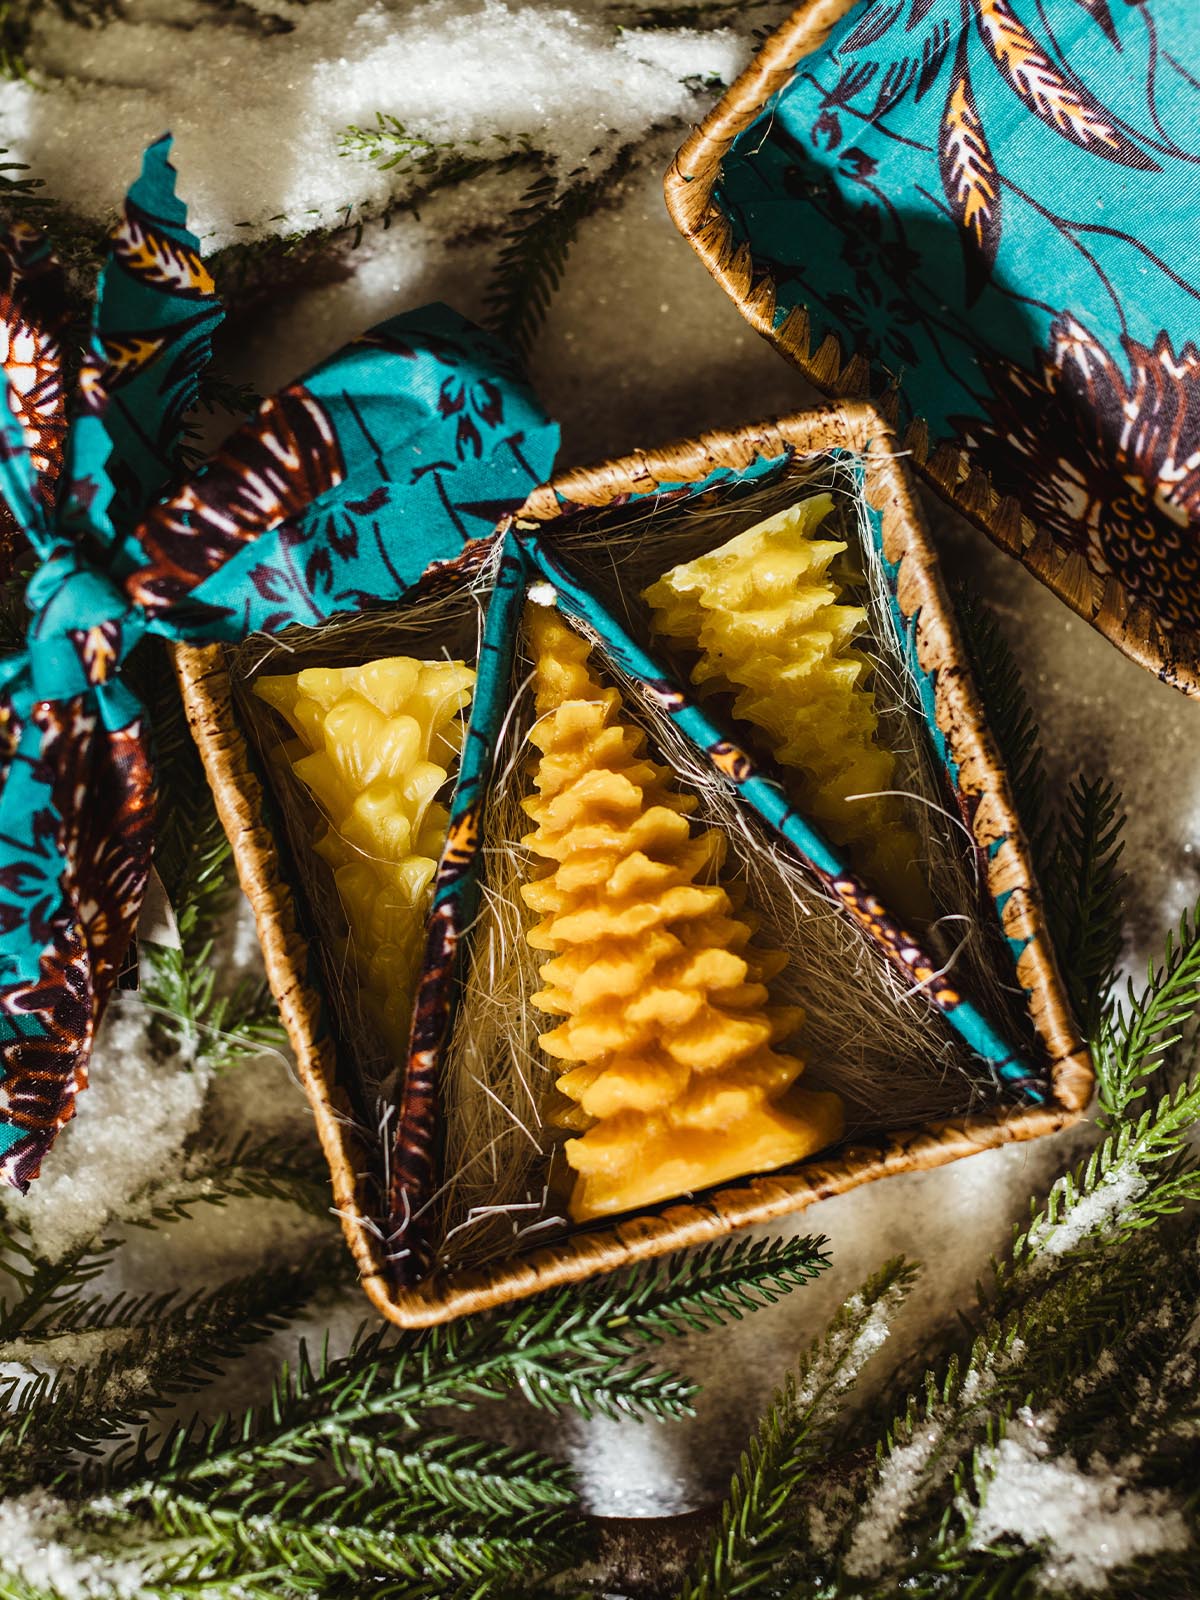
top-left (663, 0), bottom-right (1200, 696)
top-left (176, 398), bottom-right (1093, 1329)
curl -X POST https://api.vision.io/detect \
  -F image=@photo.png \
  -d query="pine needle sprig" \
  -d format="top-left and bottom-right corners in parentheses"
top-left (954, 592), bottom-right (1127, 1040)
top-left (0, 149), bottom-right (48, 216)
top-left (1041, 775), bottom-right (1127, 1042)
top-left (179, 371), bottom-right (261, 471)
top-left (994, 903), bottom-right (1200, 1285)
top-left (0, 1230), bottom-right (116, 1343)
top-left (1, 1265), bottom-right (328, 1488)
top-left (1094, 903), bottom-right (1200, 1121)
top-left (333, 1431), bottom-right (578, 1520)
top-left (679, 1258), bottom-right (915, 1600)
top-left (483, 160), bottom-right (630, 364)
top-left (338, 115), bottom-right (540, 229)
top-left (587, 1234), bottom-right (832, 1346)
top-left (130, 1486), bottom-right (576, 1597)
top-left (340, 115), bottom-right (534, 178)
top-left (46, 1237), bottom-right (829, 1598)
top-left (130, 646), bottom-right (286, 1069)
top-left (681, 878), bottom-right (1200, 1600)
top-left (127, 1132), bottom-right (334, 1226)
top-left (111, 1237), bottom-right (829, 1490)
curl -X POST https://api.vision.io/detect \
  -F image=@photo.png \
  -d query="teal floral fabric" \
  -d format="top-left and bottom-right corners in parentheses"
top-left (0, 139), bottom-right (558, 1190)
top-left (715, 0), bottom-right (1200, 632)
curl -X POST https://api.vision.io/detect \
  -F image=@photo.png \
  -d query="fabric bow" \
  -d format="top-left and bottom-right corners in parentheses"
top-left (0, 138), bottom-right (559, 1189)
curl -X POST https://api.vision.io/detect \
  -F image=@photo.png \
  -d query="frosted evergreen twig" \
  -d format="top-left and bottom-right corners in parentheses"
top-left (679, 1259), bottom-right (915, 1599)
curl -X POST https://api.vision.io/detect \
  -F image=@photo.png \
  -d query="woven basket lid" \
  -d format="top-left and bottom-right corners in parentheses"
top-left (666, 0), bottom-right (1200, 693)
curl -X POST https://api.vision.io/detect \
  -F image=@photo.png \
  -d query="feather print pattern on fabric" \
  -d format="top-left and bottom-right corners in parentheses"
top-left (707, 0), bottom-right (1200, 661)
top-left (0, 132), bottom-right (558, 1189)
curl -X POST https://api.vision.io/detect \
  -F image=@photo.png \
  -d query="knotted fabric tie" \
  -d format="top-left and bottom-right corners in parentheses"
top-left (0, 137), bottom-right (559, 1189)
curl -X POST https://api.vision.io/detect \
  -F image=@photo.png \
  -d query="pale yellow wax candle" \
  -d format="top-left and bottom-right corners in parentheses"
top-left (255, 656), bottom-right (475, 1058)
top-left (520, 606), bottom-right (843, 1223)
top-left (643, 496), bottom-right (931, 922)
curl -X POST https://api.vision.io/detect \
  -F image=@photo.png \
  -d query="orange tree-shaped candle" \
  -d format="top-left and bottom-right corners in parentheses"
top-left (520, 605), bottom-right (843, 1223)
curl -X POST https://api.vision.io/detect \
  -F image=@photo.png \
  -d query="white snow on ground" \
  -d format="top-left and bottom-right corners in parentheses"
top-left (1025, 1156), bottom-right (1147, 1263)
top-left (0, 0), bottom-right (746, 247)
top-left (10, 1004), bottom-right (210, 1264)
top-left (971, 1423), bottom-right (1190, 1590)
top-left (0, 1489), bottom-right (147, 1599)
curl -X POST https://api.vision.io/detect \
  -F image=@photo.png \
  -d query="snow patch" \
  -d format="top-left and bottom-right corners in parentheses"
top-left (0, 0), bottom-right (746, 248)
top-left (0, 1490), bottom-right (147, 1599)
top-left (5, 1004), bottom-right (210, 1263)
top-left (794, 1284), bottom-right (902, 1414)
top-left (1028, 1159), bottom-right (1147, 1263)
top-left (971, 1430), bottom-right (1190, 1589)
top-left (843, 1423), bottom-right (945, 1577)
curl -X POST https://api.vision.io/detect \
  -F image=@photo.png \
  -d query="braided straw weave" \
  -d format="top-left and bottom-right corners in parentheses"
top-left (175, 401), bottom-right (1093, 1329)
top-left (664, 0), bottom-right (1200, 694)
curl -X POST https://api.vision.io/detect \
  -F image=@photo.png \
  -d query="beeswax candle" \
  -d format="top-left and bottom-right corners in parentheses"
top-left (254, 656), bottom-right (475, 1058)
top-left (644, 497), bottom-right (930, 920)
top-left (520, 606), bottom-right (842, 1223)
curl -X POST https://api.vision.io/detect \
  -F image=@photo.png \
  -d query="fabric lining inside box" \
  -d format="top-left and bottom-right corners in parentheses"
top-left (227, 451), bottom-right (1044, 1273)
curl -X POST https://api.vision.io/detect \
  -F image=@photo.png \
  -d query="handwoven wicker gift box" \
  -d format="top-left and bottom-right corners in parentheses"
top-left (178, 402), bottom-right (1091, 1328)
top-left (665, 0), bottom-right (1200, 692)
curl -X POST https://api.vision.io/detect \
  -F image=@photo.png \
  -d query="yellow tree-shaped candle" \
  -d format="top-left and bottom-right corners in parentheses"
top-left (254, 656), bottom-right (475, 1058)
top-left (643, 495), bottom-right (930, 920)
top-left (520, 606), bottom-right (843, 1223)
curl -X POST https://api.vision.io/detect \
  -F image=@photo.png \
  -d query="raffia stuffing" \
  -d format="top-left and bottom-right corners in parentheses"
top-left (231, 456), bottom-right (1040, 1273)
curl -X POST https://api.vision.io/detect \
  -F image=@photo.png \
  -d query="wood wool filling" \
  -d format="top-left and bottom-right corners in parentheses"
top-left (232, 455), bottom-right (1038, 1273)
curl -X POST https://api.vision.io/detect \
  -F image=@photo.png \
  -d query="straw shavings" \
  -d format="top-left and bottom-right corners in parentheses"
top-left (0, 0), bottom-right (746, 249)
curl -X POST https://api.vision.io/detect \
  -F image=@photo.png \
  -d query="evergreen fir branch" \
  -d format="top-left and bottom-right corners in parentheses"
top-left (59, 1239), bottom-right (827, 1599)
top-left (130, 1485), bottom-right (575, 1596)
top-left (333, 1431), bottom-right (578, 1521)
top-left (483, 159), bottom-right (630, 364)
top-left (341, 114), bottom-right (534, 177)
top-left (733, 893), bottom-right (1200, 1600)
top-left (678, 1259), bottom-right (915, 1600)
top-left (987, 901), bottom-right (1200, 1288)
top-left (1040, 774), bottom-right (1127, 1042)
top-left (0, 1234), bottom-right (116, 1342)
top-left (584, 1234), bottom-right (832, 1346)
top-left (0, 9), bottom-right (32, 81)
top-left (130, 644), bottom-right (286, 1069)
top-left (339, 116), bottom-right (539, 229)
top-left (1048, 1232), bottom-right (1200, 1461)
top-left (179, 370), bottom-right (262, 471)
top-left (952, 590), bottom-right (1129, 1037)
top-left (0, 149), bottom-right (47, 214)
top-left (1101, 1551), bottom-right (1200, 1599)
top-left (129, 1132), bottom-right (333, 1226)
top-left (1095, 902), bottom-right (1200, 1121)
top-left (110, 1236), bottom-right (829, 1500)
top-left (1, 1265), bottom-right (326, 1488)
